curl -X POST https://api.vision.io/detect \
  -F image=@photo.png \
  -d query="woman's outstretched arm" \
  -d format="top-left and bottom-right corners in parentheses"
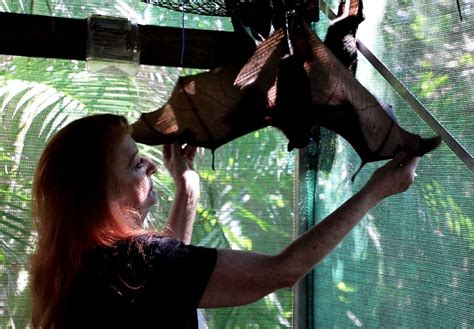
top-left (199, 152), bottom-right (419, 308)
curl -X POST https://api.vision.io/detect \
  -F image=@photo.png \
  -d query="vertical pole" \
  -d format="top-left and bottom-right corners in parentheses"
top-left (294, 135), bottom-right (320, 329)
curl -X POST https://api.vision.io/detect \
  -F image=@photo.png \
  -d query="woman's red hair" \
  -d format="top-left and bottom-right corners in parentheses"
top-left (31, 114), bottom-right (142, 328)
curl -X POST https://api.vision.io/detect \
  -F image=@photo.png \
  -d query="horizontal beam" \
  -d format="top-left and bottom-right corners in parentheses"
top-left (0, 12), bottom-right (253, 69)
top-left (0, 13), bottom-right (87, 61)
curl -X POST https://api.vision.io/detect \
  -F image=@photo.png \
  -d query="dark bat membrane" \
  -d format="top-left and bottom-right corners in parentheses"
top-left (131, 29), bottom-right (287, 151)
top-left (131, 0), bottom-right (441, 170)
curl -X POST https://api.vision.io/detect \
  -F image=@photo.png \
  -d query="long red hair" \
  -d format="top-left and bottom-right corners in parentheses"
top-left (31, 114), bottom-right (143, 328)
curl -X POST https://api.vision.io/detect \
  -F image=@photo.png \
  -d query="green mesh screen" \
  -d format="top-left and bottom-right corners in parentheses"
top-left (300, 1), bottom-right (473, 328)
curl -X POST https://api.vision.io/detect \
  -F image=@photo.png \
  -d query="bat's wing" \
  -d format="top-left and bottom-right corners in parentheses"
top-left (307, 22), bottom-right (440, 161)
top-left (235, 29), bottom-right (287, 90)
top-left (272, 20), bottom-right (440, 163)
top-left (131, 29), bottom-right (288, 151)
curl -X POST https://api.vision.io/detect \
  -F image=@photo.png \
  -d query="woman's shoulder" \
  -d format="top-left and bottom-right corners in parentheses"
top-left (122, 233), bottom-right (186, 257)
top-left (84, 233), bottom-right (189, 266)
top-left (125, 233), bottom-right (212, 262)
top-left (82, 233), bottom-right (216, 276)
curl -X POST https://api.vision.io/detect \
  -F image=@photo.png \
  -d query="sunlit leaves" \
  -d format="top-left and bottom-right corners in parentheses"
top-left (422, 182), bottom-right (474, 249)
top-left (337, 281), bottom-right (357, 293)
top-left (417, 72), bottom-right (449, 98)
top-left (410, 14), bottom-right (427, 40)
top-left (0, 80), bottom-right (86, 260)
top-left (235, 206), bottom-right (270, 231)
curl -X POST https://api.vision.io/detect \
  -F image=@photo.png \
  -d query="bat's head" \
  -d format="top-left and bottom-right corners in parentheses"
top-left (265, 113), bottom-right (315, 151)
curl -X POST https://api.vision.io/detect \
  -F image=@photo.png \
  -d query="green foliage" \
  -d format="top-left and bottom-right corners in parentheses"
top-left (410, 14), bottom-right (427, 40)
top-left (422, 181), bottom-right (474, 249)
top-left (1, 55), bottom-right (295, 328)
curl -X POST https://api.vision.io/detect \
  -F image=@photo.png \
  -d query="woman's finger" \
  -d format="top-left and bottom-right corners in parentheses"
top-left (391, 150), bottom-right (409, 168)
top-left (183, 145), bottom-right (197, 161)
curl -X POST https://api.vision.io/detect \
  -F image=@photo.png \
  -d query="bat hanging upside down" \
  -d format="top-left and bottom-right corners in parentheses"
top-left (131, 0), bottom-right (441, 170)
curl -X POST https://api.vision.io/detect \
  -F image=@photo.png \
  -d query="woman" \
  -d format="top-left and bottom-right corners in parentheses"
top-left (31, 114), bottom-right (208, 328)
top-left (31, 114), bottom-right (419, 328)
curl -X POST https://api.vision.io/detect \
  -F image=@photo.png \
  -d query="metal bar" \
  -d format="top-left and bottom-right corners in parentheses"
top-left (356, 42), bottom-right (473, 171)
top-left (320, 1), bottom-right (473, 172)
top-left (294, 147), bottom-right (318, 329)
top-left (319, 1), bottom-right (337, 20)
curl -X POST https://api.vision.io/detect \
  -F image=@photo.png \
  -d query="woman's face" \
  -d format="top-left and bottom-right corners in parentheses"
top-left (108, 135), bottom-right (158, 222)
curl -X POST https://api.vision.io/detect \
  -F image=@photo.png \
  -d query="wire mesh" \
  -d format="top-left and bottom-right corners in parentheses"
top-left (143, 0), bottom-right (237, 16)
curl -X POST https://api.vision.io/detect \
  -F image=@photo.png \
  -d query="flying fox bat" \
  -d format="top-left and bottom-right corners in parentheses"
top-left (131, 0), bottom-right (440, 167)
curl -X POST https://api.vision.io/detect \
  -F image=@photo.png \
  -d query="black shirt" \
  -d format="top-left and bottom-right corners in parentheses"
top-left (63, 234), bottom-right (217, 328)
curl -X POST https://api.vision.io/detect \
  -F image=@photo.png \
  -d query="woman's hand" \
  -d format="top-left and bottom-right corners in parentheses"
top-left (362, 151), bottom-right (420, 204)
top-left (163, 143), bottom-right (200, 191)
top-left (163, 143), bottom-right (200, 243)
